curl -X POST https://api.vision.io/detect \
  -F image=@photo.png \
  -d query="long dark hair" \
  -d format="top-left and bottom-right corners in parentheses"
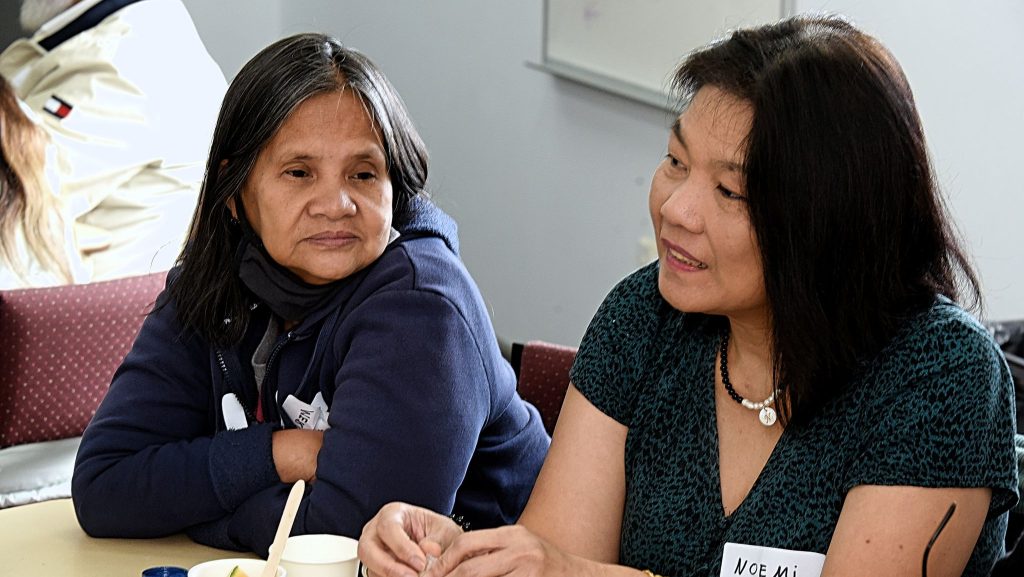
top-left (673, 15), bottom-right (981, 426)
top-left (168, 33), bottom-right (429, 345)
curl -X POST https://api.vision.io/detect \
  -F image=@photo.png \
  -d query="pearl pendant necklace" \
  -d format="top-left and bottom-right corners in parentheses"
top-left (719, 331), bottom-right (777, 427)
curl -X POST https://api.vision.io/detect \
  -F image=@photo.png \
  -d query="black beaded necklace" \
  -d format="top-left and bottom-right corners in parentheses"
top-left (719, 330), bottom-right (777, 427)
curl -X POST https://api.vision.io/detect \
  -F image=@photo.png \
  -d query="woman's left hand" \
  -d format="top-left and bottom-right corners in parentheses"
top-left (423, 525), bottom-right (575, 577)
top-left (272, 428), bottom-right (324, 483)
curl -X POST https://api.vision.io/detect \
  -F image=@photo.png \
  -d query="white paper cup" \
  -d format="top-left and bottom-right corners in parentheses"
top-left (188, 558), bottom-right (287, 577)
top-left (280, 534), bottom-right (360, 577)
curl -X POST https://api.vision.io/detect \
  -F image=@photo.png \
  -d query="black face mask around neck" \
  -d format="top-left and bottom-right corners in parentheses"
top-left (235, 237), bottom-right (341, 323)
top-left (230, 202), bottom-right (400, 323)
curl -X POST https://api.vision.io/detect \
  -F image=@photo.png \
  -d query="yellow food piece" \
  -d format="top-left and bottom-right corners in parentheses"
top-left (228, 566), bottom-right (250, 577)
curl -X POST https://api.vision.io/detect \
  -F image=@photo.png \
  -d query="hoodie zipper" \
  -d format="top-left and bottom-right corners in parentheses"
top-left (258, 330), bottom-right (295, 424)
top-left (216, 349), bottom-right (258, 424)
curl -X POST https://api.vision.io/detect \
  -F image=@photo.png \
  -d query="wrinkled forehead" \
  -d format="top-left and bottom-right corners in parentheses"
top-left (317, 87), bottom-right (387, 151)
top-left (266, 89), bottom-right (384, 153)
top-left (259, 87), bottom-right (384, 153)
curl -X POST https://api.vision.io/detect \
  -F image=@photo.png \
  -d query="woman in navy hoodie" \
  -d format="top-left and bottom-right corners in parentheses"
top-left (71, 32), bottom-right (550, 556)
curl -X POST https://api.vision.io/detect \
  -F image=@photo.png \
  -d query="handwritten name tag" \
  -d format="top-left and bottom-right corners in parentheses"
top-left (720, 542), bottom-right (825, 577)
top-left (282, 393), bottom-right (331, 430)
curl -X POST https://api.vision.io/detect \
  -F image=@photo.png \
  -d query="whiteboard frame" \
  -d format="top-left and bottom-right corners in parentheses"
top-left (537, 0), bottom-right (796, 111)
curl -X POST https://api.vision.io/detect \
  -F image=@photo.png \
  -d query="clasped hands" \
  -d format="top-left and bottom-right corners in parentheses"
top-left (359, 503), bottom-right (573, 577)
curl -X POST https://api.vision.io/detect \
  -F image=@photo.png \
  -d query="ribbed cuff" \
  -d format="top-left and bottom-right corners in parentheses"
top-left (208, 423), bottom-right (279, 511)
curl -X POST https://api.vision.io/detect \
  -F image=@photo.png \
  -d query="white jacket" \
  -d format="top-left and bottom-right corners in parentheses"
top-left (0, 0), bottom-right (226, 286)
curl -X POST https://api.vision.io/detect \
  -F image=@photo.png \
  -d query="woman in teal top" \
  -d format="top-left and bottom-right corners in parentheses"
top-left (567, 266), bottom-right (1016, 576)
top-left (357, 15), bottom-right (1019, 577)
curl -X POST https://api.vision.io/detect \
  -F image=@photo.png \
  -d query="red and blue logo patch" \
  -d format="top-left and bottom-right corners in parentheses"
top-left (43, 95), bottom-right (73, 119)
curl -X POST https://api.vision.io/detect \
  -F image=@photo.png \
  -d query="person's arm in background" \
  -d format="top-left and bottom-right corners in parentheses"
top-left (0, 2), bottom-right (226, 215)
top-left (0, 3), bottom-right (226, 278)
top-left (1015, 434), bottom-right (1024, 515)
top-left (71, 286), bottom-right (280, 540)
top-left (214, 288), bottom-right (506, 555)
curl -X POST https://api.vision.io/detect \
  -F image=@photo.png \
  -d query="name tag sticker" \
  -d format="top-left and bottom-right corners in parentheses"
top-left (720, 542), bottom-right (825, 577)
top-left (282, 394), bottom-right (331, 431)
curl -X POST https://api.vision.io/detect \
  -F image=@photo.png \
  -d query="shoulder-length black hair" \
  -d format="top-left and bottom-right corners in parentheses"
top-left (673, 15), bottom-right (981, 426)
top-left (169, 32), bottom-right (429, 345)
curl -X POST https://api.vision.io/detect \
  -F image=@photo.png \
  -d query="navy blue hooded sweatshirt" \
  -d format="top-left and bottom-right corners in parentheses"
top-left (71, 200), bottom-right (550, 554)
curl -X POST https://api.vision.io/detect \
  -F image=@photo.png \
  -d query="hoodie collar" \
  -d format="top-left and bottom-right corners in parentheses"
top-left (273, 197), bottom-right (461, 336)
top-left (400, 196), bottom-right (460, 256)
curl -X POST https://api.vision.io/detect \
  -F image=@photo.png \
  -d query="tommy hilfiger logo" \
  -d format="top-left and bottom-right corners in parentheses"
top-left (43, 95), bottom-right (73, 119)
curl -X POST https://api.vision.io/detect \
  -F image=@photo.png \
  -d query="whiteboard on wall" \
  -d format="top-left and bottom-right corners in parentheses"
top-left (542, 0), bottom-right (793, 109)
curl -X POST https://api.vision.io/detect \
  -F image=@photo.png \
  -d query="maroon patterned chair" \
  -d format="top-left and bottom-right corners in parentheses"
top-left (510, 340), bottom-right (578, 435)
top-left (0, 272), bottom-right (167, 507)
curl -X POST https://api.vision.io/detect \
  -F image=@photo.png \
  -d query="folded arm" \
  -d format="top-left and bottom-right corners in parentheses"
top-left (213, 290), bottom-right (497, 554)
top-left (72, 294), bottom-right (280, 539)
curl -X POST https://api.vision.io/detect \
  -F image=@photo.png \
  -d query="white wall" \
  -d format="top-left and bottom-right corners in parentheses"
top-left (181, 0), bottom-right (282, 79)
top-left (188, 0), bottom-right (1024, 347)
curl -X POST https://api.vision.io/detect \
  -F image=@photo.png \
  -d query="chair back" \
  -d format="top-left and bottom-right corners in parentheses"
top-left (0, 272), bottom-right (167, 448)
top-left (511, 340), bottom-right (578, 435)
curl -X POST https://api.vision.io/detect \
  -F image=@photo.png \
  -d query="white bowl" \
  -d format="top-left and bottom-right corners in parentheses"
top-left (281, 534), bottom-right (359, 577)
top-left (188, 558), bottom-right (287, 577)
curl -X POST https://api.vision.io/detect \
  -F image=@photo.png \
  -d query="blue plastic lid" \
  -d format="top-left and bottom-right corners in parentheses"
top-left (141, 567), bottom-right (188, 577)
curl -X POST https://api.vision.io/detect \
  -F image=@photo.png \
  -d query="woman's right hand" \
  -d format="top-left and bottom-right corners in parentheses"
top-left (359, 502), bottom-right (463, 577)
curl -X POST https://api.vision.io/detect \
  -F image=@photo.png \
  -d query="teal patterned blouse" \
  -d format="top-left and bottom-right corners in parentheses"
top-left (570, 263), bottom-right (1019, 577)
